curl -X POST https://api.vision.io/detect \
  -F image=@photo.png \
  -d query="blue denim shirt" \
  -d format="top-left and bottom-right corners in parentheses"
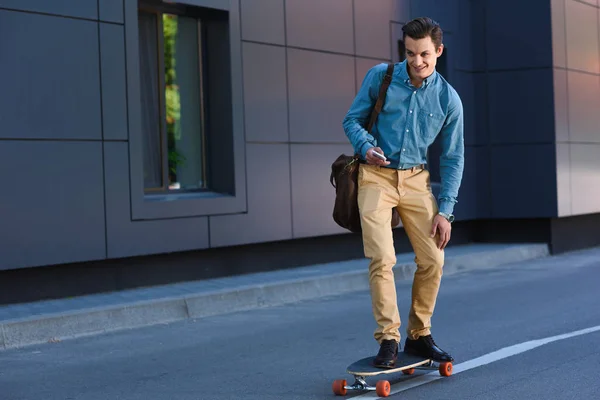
top-left (342, 60), bottom-right (464, 216)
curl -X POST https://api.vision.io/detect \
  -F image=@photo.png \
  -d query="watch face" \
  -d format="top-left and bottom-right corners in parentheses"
top-left (448, 215), bottom-right (455, 222)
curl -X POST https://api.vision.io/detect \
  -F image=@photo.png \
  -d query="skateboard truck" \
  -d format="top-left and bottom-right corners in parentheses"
top-left (346, 376), bottom-right (375, 392)
top-left (333, 356), bottom-right (453, 397)
top-left (343, 363), bottom-right (438, 392)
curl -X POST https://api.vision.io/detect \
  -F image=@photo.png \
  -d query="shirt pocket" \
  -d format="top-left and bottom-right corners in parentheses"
top-left (417, 111), bottom-right (446, 141)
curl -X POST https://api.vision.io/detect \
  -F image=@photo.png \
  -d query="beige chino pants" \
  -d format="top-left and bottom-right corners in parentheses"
top-left (357, 163), bottom-right (444, 344)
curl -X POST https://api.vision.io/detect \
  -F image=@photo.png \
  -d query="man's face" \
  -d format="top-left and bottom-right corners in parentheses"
top-left (404, 35), bottom-right (443, 81)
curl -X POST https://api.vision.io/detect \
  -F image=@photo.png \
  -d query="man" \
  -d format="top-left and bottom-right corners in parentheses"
top-left (342, 17), bottom-right (464, 368)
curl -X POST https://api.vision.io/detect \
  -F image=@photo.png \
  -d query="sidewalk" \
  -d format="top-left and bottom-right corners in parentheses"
top-left (0, 243), bottom-right (549, 351)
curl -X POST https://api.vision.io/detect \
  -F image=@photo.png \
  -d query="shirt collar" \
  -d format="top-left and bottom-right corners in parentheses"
top-left (398, 59), bottom-right (437, 88)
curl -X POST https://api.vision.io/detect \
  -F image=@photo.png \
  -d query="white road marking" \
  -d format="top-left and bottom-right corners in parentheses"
top-left (351, 324), bottom-right (600, 399)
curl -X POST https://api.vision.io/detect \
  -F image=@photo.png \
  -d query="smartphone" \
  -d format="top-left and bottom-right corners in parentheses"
top-left (372, 150), bottom-right (387, 161)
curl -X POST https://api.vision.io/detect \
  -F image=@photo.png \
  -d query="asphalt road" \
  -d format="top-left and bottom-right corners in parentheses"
top-left (1, 246), bottom-right (600, 400)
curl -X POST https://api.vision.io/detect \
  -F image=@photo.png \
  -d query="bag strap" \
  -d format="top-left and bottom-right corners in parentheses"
top-left (333, 63), bottom-right (395, 189)
top-left (365, 63), bottom-right (394, 133)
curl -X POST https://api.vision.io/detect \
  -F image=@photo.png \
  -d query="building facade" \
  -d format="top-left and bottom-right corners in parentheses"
top-left (1, 0), bottom-right (599, 288)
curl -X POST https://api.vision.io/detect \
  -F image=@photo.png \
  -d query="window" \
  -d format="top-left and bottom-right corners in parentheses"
top-left (128, 0), bottom-right (246, 220)
top-left (138, 2), bottom-right (208, 193)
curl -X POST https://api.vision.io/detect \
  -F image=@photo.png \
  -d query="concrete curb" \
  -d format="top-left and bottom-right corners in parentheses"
top-left (0, 243), bottom-right (549, 351)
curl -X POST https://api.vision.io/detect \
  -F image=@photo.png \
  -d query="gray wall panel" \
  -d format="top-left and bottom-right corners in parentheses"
top-left (445, 145), bottom-right (490, 220)
top-left (0, 141), bottom-right (105, 271)
top-left (354, 0), bottom-right (394, 60)
top-left (551, 0), bottom-right (567, 69)
top-left (570, 143), bottom-right (600, 215)
top-left (100, 0), bottom-right (124, 23)
top-left (410, 0), bottom-right (459, 34)
top-left (485, 0), bottom-right (553, 70)
top-left (439, 31), bottom-right (457, 82)
top-left (487, 69), bottom-right (555, 144)
top-left (356, 58), bottom-right (385, 96)
top-left (490, 144), bottom-right (557, 218)
top-left (565, 0), bottom-right (600, 74)
top-left (288, 49), bottom-right (355, 143)
top-left (473, 74), bottom-right (489, 146)
top-left (0, 0), bottom-right (97, 19)
top-left (556, 143), bottom-right (572, 216)
top-left (475, 146), bottom-right (492, 219)
top-left (456, 0), bottom-right (485, 72)
top-left (103, 142), bottom-right (209, 259)
top-left (450, 71), bottom-right (477, 147)
top-left (242, 42), bottom-right (288, 142)
top-left (469, 0), bottom-right (487, 71)
top-left (285, 0), bottom-right (354, 54)
top-left (451, 145), bottom-right (478, 221)
top-left (210, 144), bottom-right (293, 247)
top-left (0, 10), bottom-right (101, 140)
top-left (553, 68), bottom-right (569, 142)
top-left (567, 71), bottom-right (600, 143)
top-left (240, 0), bottom-right (285, 45)
top-left (290, 144), bottom-right (355, 238)
top-left (100, 23), bottom-right (128, 141)
top-left (392, 0), bottom-right (411, 22)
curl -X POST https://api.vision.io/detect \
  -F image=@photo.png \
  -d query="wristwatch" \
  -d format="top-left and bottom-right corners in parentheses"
top-left (438, 212), bottom-right (455, 223)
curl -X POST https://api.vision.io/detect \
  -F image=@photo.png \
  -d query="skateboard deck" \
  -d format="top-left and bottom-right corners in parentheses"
top-left (332, 353), bottom-right (453, 397)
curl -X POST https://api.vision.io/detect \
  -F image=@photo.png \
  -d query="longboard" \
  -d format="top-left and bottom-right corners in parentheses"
top-left (332, 353), bottom-right (453, 397)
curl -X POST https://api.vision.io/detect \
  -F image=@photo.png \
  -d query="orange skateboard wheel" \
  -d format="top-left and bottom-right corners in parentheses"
top-left (332, 379), bottom-right (347, 396)
top-left (376, 380), bottom-right (391, 397)
top-left (439, 362), bottom-right (453, 377)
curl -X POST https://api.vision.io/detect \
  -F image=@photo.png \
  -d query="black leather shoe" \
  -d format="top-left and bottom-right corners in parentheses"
top-left (404, 335), bottom-right (454, 362)
top-left (373, 339), bottom-right (399, 368)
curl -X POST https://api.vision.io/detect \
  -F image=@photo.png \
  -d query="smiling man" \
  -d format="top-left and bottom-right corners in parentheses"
top-left (342, 17), bottom-right (464, 368)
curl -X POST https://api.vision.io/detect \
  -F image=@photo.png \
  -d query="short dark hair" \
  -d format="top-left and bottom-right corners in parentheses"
top-left (402, 17), bottom-right (443, 49)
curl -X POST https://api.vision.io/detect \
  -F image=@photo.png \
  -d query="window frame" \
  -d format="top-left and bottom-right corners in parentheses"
top-left (125, 0), bottom-right (247, 220)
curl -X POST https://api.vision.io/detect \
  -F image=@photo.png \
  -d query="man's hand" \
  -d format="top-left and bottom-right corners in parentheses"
top-left (431, 214), bottom-right (451, 250)
top-left (365, 147), bottom-right (391, 166)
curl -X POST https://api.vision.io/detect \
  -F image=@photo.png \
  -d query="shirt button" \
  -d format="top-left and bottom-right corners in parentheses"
top-left (429, 113), bottom-right (433, 117)
top-left (406, 129), bottom-right (409, 132)
top-left (402, 148), bottom-right (406, 152)
top-left (409, 110), bottom-right (413, 113)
